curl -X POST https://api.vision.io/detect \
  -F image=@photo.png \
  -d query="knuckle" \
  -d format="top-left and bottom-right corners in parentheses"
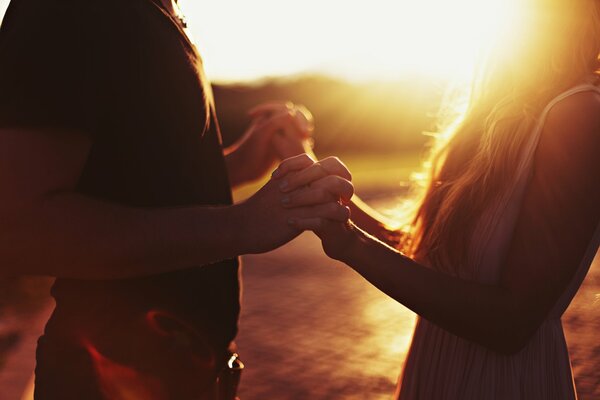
top-left (343, 206), bottom-right (351, 220)
top-left (344, 180), bottom-right (355, 196)
top-left (323, 174), bottom-right (337, 184)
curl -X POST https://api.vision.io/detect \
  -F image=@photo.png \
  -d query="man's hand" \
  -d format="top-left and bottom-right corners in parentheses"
top-left (225, 102), bottom-right (315, 187)
top-left (270, 153), bottom-right (360, 260)
top-left (237, 175), bottom-right (351, 255)
top-left (236, 153), bottom-right (353, 254)
top-left (0, 131), bottom-right (346, 280)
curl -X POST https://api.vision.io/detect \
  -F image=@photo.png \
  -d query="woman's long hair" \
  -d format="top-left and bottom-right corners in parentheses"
top-left (402, 0), bottom-right (600, 277)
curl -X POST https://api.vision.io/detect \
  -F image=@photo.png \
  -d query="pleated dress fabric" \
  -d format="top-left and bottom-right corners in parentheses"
top-left (397, 83), bottom-right (600, 400)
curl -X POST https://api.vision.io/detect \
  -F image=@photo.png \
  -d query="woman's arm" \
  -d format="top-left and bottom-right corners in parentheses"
top-left (272, 153), bottom-right (403, 246)
top-left (293, 91), bottom-right (600, 354)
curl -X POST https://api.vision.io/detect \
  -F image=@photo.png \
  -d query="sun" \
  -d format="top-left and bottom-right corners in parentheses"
top-left (180, 0), bottom-right (524, 83)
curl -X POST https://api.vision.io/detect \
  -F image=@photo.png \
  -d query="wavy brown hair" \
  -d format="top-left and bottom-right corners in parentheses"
top-left (402, 0), bottom-right (600, 277)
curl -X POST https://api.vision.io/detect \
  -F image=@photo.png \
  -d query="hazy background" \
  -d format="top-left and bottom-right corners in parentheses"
top-left (1, 1), bottom-right (599, 399)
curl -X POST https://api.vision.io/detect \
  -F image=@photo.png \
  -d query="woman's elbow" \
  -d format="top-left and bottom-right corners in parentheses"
top-left (485, 317), bottom-right (541, 356)
top-left (489, 335), bottom-right (530, 356)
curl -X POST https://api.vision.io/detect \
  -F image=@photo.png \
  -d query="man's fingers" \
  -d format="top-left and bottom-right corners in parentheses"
top-left (279, 156), bottom-right (352, 193)
top-left (281, 187), bottom-right (336, 208)
top-left (280, 162), bottom-right (328, 192)
top-left (319, 157), bottom-right (352, 181)
top-left (272, 153), bottom-right (315, 179)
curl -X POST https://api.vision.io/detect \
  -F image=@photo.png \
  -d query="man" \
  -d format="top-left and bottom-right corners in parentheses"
top-left (0, 0), bottom-right (353, 398)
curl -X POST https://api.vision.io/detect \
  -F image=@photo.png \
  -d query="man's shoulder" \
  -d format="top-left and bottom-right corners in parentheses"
top-left (1, 0), bottom-right (131, 40)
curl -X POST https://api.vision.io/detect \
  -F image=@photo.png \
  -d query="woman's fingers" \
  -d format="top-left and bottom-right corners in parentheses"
top-left (272, 153), bottom-right (316, 178)
top-left (248, 101), bottom-right (294, 118)
top-left (289, 217), bottom-right (328, 232)
top-left (288, 203), bottom-right (351, 229)
top-left (251, 108), bottom-right (295, 134)
top-left (291, 104), bottom-right (314, 135)
top-left (279, 156), bottom-right (352, 193)
top-left (249, 102), bottom-right (313, 138)
top-left (312, 175), bottom-right (354, 202)
top-left (271, 133), bottom-right (308, 160)
top-left (281, 175), bottom-right (354, 207)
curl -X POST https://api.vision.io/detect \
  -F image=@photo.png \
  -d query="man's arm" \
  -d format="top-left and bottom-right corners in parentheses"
top-left (0, 130), bottom-right (351, 280)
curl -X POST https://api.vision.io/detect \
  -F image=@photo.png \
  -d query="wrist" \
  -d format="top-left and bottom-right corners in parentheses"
top-left (336, 223), bottom-right (368, 264)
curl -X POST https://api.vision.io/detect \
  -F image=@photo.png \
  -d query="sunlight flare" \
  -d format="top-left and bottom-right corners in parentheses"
top-left (181, 0), bottom-right (524, 82)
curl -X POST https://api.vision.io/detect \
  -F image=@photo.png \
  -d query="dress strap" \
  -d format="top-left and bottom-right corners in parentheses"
top-left (520, 84), bottom-right (600, 175)
top-left (472, 83), bottom-right (600, 277)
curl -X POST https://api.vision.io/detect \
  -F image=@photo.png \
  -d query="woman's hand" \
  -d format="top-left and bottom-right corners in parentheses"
top-left (249, 102), bottom-right (315, 160)
top-left (225, 102), bottom-right (315, 187)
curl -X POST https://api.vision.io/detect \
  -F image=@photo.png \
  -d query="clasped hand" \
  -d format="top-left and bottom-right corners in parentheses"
top-left (227, 102), bottom-right (316, 186)
top-left (241, 153), bottom-right (357, 259)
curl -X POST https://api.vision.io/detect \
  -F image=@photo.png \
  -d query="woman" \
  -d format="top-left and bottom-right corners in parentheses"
top-left (276, 0), bottom-right (600, 398)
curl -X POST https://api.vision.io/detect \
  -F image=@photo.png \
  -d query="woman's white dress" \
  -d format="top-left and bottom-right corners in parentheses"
top-left (397, 83), bottom-right (600, 400)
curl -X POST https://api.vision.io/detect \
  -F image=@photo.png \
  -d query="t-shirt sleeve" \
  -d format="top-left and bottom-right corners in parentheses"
top-left (0, 0), bottom-right (108, 134)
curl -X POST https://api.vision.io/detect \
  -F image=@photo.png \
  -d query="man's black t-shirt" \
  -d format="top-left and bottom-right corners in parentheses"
top-left (0, 0), bottom-right (240, 374)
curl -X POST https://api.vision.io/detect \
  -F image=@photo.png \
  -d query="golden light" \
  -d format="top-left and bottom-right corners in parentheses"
top-left (181, 0), bottom-right (524, 83)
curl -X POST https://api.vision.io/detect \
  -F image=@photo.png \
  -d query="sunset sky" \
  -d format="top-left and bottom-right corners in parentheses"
top-left (181, 0), bottom-right (521, 83)
top-left (0, 0), bottom-right (521, 83)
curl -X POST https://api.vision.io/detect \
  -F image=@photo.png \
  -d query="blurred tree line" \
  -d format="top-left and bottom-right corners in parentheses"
top-left (213, 75), bottom-right (445, 155)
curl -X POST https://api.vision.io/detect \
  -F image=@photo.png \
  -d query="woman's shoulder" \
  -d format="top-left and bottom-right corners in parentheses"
top-left (546, 88), bottom-right (600, 134)
top-left (543, 87), bottom-right (600, 152)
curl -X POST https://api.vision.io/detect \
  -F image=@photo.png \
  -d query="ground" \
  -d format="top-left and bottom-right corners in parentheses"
top-left (1, 231), bottom-right (599, 400)
top-left (1, 155), bottom-right (599, 399)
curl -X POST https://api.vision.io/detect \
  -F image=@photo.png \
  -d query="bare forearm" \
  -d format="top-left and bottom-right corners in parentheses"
top-left (343, 230), bottom-right (524, 353)
top-left (0, 192), bottom-right (247, 280)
